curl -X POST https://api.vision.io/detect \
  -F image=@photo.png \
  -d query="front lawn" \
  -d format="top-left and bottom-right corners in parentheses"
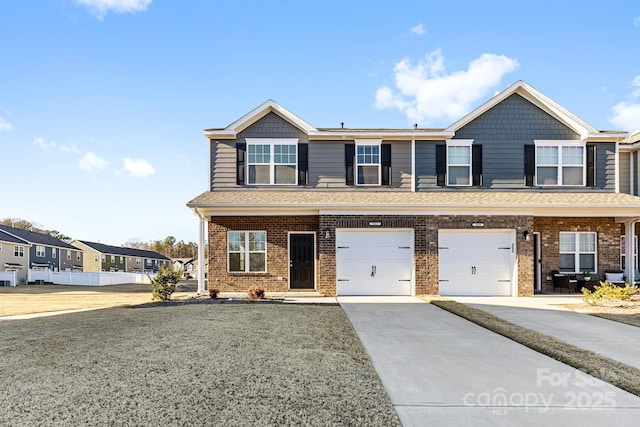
top-left (0, 302), bottom-right (399, 426)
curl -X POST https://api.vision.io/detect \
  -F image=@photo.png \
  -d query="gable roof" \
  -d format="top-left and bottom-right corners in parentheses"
top-left (75, 240), bottom-right (170, 260)
top-left (0, 229), bottom-right (30, 245)
top-left (0, 224), bottom-right (76, 249)
top-left (445, 81), bottom-right (626, 141)
top-left (205, 99), bottom-right (317, 139)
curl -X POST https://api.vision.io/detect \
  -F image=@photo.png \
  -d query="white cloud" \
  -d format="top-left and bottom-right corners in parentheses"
top-left (634, 16), bottom-right (640, 26)
top-left (375, 49), bottom-right (519, 125)
top-left (122, 158), bottom-right (155, 178)
top-left (0, 116), bottom-right (12, 132)
top-left (608, 75), bottom-right (640, 131)
top-left (75, 0), bottom-right (152, 19)
top-left (59, 144), bottom-right (81, 154)
top-left (33, 138), bottom-right (56, 150)
top-left (79, 152), bottom-right (109, 172)
top-left (410, 24), bottom-right (426, 36)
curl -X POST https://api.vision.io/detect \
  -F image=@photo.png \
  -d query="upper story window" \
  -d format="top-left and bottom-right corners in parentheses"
top-left (77, 253), bottom-right (81, 261)
top-left (101, 254), bottom-right (105, 262)
top-left (447, 142), bottom-right (472, 186)
top-left (111, 255), bottom-right (116, 263)
top-left (52, 248), bottom-right (56, 258)
top-left (559, 232), bottom-right (596, 273)
top-left (535, 142), bottom-right (585, 186)
top-left (356, 141), bottom-right (381, 186)
top-left (36, 245), bottom-right (45, 257)
top-left (67, 251), bottom-right (71, 260)
top-left (246, 138), bottom-right (298, 185)
top-left (15, 246), bottom-right (24, 257)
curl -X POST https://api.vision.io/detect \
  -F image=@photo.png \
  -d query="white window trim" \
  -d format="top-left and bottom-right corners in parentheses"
top-left (245, 138), bottom-right (299, 186)
top-left (355, 139), bottom-right (382, 187)
top-left (446, 139), bottom-right (473, 187)
top-left (15, 246), bottom-right (24, 257)
top-left (559, 231), bottom-right (597, 273)
top-left (36, 245), bottom-right (45, 257)
top-left (227, 231), bottom-right (267, 273)
top-left (621, 235), bottom-right (638, 270)
top-left (534, 140), bottom-right (586, 187)
top-left (67, 251), bottom-right (71, 260)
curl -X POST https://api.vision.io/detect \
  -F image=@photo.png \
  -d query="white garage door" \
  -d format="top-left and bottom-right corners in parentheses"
top-left (438, 230), bottom-right (515, 296)
top-left (336, 230), bottom-right (413, 296)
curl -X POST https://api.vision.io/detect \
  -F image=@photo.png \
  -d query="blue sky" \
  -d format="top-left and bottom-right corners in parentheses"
top-left (1, 0), bottom-right (639, 245)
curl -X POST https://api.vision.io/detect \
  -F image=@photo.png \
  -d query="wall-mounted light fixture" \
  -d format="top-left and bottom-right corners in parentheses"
top-left (523, 230), bottom-right (530, 241)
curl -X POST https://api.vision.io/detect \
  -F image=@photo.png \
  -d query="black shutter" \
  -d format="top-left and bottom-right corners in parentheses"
top-left (298, 143), bottom-right (309, 186)
top-left (236, 142), bottom-right (246, 185)
top-left (472, 144), bottom-right (483, 186)
top-left (345, 143), bottom-right (355, 185)
top-left (586, 143), bottom-right (596, 187)
top-left (381, 144), bottom-right (392, 186)
top-left (436, 144), bottom-right (446, 187)
top-left (524, 145), bottom-right (535, 187)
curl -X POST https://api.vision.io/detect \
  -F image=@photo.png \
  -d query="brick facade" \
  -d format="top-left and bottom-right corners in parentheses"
top-left (535, 217), bottom-right (621, 293)
top-left (210, 214), bottom-right (536, 297)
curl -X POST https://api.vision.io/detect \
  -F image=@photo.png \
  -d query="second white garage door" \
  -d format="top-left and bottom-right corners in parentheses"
top-left (336, 230), bottom-right (413, 296)
top-left (438, 230), bottom-right (515, 296)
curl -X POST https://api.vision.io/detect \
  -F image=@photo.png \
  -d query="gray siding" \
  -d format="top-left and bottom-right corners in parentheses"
top-left (211, 141), bottom-right (237, 188)
top-left (391, 141), bottom-right (412, 189)
top-left (596, 143), bottom-right (616, 190)
top-left (619, 151), bottom-right (630, 194)
top-left (415, 141), bottom-right (440, 190)
top-left (309, 141), bottom-right (345, 188)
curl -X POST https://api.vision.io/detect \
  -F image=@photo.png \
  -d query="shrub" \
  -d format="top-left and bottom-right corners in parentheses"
top-left (209, 289), bottom-right (220, 299)
top-left (149, 267), bottom-right (181, 301)
top-left (582, 281), bottom-right (638, 306)
top-left (247, 287), bottom-right (265, 300)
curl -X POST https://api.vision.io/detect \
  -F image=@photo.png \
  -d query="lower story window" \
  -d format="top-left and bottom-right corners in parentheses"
top-left (559, 232), bottom-right (596, 273)
top-left (228, 231), bottom-right (266, 272)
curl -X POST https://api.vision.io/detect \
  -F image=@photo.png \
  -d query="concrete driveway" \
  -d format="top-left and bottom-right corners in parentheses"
top-left (338, 297), bottom-right (640, 426)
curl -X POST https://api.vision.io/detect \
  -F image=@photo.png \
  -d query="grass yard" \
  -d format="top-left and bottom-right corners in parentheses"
top-left (0, 284), bottom-right (197, 317)
top-left (0, 302), bottom-right (400, 426)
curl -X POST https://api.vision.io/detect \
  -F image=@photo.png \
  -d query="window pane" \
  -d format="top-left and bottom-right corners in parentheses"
top-left (448, 166), bottom-right (470, 185)
top-left (559, 254), bottom-right (575, 271)
top-left (357, 145), bottom-right (379, 164)
top-left (249, 253), bottom-right (266, 272)
top-left (228, 232), bottom-right (245, 252)
top-left (248, 165), bottom-right (270, 184)
top-left (562, 167), bottom-right (583, 185)
top-left (448, 146), bottom-right (470, 164)
top-left (579, 254), bottom-right (595, 271)
top-left (274, 144), bottom-right (296, 164)
top-left (579, 233), bottom-right (596, 252)
top-left (248, 144), bottom-right (270, 163)
top-left (358, 165), bottom-right (379, 185)
top-left (274, 165), bottom-right (296, 184)
top-left (537, 167), bottom-right (558, 185)
top-left (249, 232), bottom-right (266, 251)
top-left (559, 233), bottom-right (575, 252)
top-left (562, 146), bottom-right (583, 165)
top-left (537, 146), bottom-right (558, 164)
top-left (229, 253), bottom-right (245, 272)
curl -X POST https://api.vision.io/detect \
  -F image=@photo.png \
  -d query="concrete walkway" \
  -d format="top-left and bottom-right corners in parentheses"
top-left (453, 296), bottom-right (640, 370)
top-left (338, 297), bottom-right (640, 426)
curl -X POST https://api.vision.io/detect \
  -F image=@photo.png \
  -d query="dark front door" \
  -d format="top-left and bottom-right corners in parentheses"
top-left (290, 233), bottom-right (315, 289)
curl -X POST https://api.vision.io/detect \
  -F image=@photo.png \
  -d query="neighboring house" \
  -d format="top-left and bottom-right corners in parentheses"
top-left (0, 224), bottom-right (83, 272)
top-left (619, 129), bottom-right (640, 272)
top-left (71, 240), bottom-right (170, 273)
top-left (187, 81), bottom-right (640, 297)
top-left (172, 258), bottom-right (195, 278)
top-left (0, 230), bottom-right (31, 285)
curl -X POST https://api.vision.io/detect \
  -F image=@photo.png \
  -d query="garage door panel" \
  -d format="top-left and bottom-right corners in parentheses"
top-left (439, 230), bottom-right (514, 296)
top-left (336, 230), bottom-right (413, 296)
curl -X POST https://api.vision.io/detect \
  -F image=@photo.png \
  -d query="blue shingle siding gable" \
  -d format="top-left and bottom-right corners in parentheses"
top-left (453, 94), bottom-right (579, 141)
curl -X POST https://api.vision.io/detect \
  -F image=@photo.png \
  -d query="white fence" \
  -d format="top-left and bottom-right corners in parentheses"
top-left (28, 270), bottom-right (153, 286)
top-left (0, 270), bottom-right (17, 287)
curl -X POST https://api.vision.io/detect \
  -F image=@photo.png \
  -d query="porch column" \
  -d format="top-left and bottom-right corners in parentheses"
top-left (197, 214), bottom-right (206, 296)
top-left (624, 220), bottom-right (636, 286)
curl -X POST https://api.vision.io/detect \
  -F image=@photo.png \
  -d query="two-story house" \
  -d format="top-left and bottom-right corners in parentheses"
top-left (71, 240), bottom-right (170, 273)
top-left (0, 230), bottom-right (30, 285)
top-left (0, 224), bottom-right (83, 273)
top-left (187, 81), bottom-right (640, 297)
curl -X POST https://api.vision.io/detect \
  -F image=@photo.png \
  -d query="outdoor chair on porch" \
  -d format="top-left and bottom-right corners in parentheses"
top-left (552, 271), bottom-right (577, 293)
